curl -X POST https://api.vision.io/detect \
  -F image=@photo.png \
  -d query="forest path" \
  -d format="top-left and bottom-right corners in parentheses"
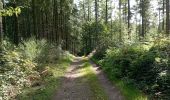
top-left (53, 57), bottom-right (124, 100)
top-left (89, 61), bottom-right (124, 100)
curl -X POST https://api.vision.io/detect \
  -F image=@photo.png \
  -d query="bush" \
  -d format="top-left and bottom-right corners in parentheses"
top-left (94, 40), bottom-right (170, 99)
top-left (0, 41), bottom-right (37, 100)
top-left (0, 39), bottom-right (66, 100)
top-left (101, 45), bottom-right (145, 78)
top-left (19, 38), bottom-right (47, 62)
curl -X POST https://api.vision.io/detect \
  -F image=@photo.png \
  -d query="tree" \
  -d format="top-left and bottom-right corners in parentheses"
top-left (166, 0), bottom-right (169, 34)
top-left (0, 0), bottom-right (3, 44)
top-left (119, 0), bottom-right (122, 41)
top-left (105, 0), bottom-right (108, 24)
top-left (94, 0), bottom-right (98, 46)
top-left (139, 0), bottom-right (150, 38)
top-left (95, 0), bottom-right (98, 23)
top-left (128, 0), bottom-right (131, 39)
top-left (163, 0), bottom-right (165, 31)
top-left (31, 0), bottom-right (37, 38)
top-left (13, 0), bottom-right (19, 45)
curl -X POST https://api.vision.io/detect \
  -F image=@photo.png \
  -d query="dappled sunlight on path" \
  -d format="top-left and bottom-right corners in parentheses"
top-left (53, 57), bottom-right (124, 100)
top-left (53, 57), bottom-right (93, 100)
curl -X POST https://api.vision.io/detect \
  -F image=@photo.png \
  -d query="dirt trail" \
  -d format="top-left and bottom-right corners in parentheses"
top-left (53, 57), bottom-right (124, 100)
top-left (90, 61), bottom-right (124, 100)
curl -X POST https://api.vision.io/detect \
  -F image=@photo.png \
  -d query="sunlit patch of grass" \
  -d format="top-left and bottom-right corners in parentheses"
top-left (113, 79), bottom-right (148, 100)
top-left (17, 59), bottom-right (71, 100)
top-left (80, 62), bottom-right (108, 100)
top-left (82, 56), bottom-right (89, 61)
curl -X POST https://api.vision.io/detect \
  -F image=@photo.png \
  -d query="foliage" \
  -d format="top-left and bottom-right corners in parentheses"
top-left (0, 39), bottom-right (71, 100)
top-left (0, 7), bottom-right (21, 16)
top-left (0, 40), bottom-right (37, 100)
top-left (19, 38), bottom-right (47, 61)
top-left (81, 22), bottom-right (110, 55)
top-left (92, 39), bottom-right (170, 99)
top-left (17, 58), bottom-right (72, 100)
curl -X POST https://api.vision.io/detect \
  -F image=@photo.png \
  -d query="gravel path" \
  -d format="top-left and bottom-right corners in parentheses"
top-left (53, 57), bottom-right (124, 100)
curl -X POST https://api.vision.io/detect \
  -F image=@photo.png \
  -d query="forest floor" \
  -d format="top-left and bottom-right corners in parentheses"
top-left (53, 57), bottom-right (123, 100)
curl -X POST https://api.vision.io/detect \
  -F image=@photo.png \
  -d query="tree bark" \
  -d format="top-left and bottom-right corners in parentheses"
top-left (166, 0), bottom-right (169, 34)
top-left (141, 0), bottom-right (145, 38)
top-left (119, 0), bottom-right (122, 42)
top-left (0, 0), bottom-right (3, 44)
top-left (163, 0), bottom-right (165, 31)
top-left (32, 0), bottom-right (37, 38)
top-left (105, 0), bottom-right (108, 24)
top-left (13, 0), bottom-right (19, 45)
top-left (128, 0), bottom-right (131, 39)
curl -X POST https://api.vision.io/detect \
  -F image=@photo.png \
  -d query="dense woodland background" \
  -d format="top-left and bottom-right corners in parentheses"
top-left (0, 0), bottom-right (170, 100)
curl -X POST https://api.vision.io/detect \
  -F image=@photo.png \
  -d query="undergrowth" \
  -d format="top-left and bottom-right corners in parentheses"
top-left (92, 38), bottom-right (170, 100)
top-left (0, 38), bottom-right (73, 100)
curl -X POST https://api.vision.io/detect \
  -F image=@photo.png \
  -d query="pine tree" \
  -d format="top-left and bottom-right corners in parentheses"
top-left (166, 0), bottom-right (169, 34)
top-left (0, 0), bottom-right (3, 44)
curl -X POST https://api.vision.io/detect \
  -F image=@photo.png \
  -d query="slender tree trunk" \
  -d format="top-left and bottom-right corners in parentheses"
top-left (55, 0), bottom-right (59, 43)
top-left (166, 0), bottom-right (170, 35)
top-left (105, 0), bottom-right (108, 24)
top-left (2, 0), bottom-right (5, 41)
top-left (83, 0), bottom-right (86, 21)
top-left (163, 0), bottom-right (165, 31)
top-left (52, 0), bottom-right (56, 42)
top-left (32, 0), bottom-right (37, 38)
top-left (13, 1), bottom-right (19, 45)
top-left (94, 0), bottom-right (98, 47)
top-left (119, 0), bottom-right (122, 42)
top-left (0, 0), bottom-right (3, 44)
top-left (87, 0), bottom-right (90, 21)
top-left (124, 2), bottom-right (127, 22)
top-left (128, 0), bottom-right (131, 39)
top-left (141, 0), bottom-right (145, 38)
top-left (95, 0), bottom-right (98, 24)
top-left (158, 7), bottom-right (161, 33)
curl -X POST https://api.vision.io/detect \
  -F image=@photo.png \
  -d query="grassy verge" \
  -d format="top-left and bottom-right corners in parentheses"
top-left (17, 58), bottom-right (72, 100)
top-left (91, 58), bottom-right (148, 100)
top-left (111, 77), bottom-right (148, 100)
top-left (80, 61), bottom-right (108, 100)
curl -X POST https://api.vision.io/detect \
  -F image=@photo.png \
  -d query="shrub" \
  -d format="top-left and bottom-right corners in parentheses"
top-left (19, 38), bottom-right (47, 62)
top-left (94, 40), bottom-right (170, 99)
top-left (101, 45), bottom-right (145, 78)
top-left (0, 39), bottom-right (66, 100)
top-left (0, 41), bottom-right (37, 100)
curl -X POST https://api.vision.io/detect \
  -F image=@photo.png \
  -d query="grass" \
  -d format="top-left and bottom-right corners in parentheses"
top-left (92, 58), bottom-right (148, 100)
top-left (80, 61), bottom-right (108, 100)
top-left (17, 58), bottom-right (72, 100)
top-left (111, 77), bottom-right (148, 100)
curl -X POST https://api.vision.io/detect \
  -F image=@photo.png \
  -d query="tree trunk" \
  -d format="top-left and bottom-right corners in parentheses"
top-left (163, 0), bottom-right (165, 31)
top-left (13, 1), bottom-right (19, 45)
top-left (119, 0), bottom-right (122, 42)
top-left (32, 0), bottom-right (37, 38)
top-left (166, 0), bottom-right (169, 34)
top-left (128, 0), bottom-right (131, 39)
top-left (141, 0), bottom-right (145, 38)
top-left (95, 0), bottom-right (98, 23)
top-left (0, 0), bottom-right (3, 44)
top-left (105, 0), bottom-right (108, 24)
top-left (87, 0), bottom-right (90, 21)
top-left (95, 0), bottom-right (98, 46)
top-left (83, 0), bottom-right (86, 21)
